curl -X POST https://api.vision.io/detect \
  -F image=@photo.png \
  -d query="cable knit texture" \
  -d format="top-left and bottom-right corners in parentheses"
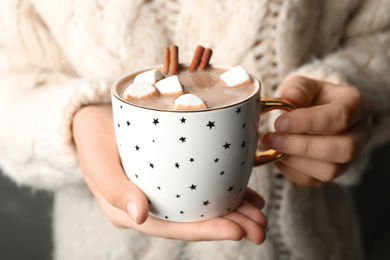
top-left (1, 0), bottom-right (390, 259)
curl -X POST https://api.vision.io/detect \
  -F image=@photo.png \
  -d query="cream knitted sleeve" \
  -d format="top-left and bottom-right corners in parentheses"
top-left (0, 1), bottom-right (112, 190)
top-left (283, 0), bottom-right (390, 185)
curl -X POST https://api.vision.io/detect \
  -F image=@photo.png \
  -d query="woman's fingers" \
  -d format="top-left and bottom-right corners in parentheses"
top-left (223, 191), bottom-right (267, 244)
top-left (138, 192), bottom-right (267, 244)
top-left (224, 211), bottom-right (266, 245)
top-left (261, 122), bottom-right (370, 164)
top-left (278, 76), bottom-right (323, 108)
top-left (105, 178), bottom-right (149, 224)
top-left (242, 187), bottom-right (266, 210)
top-left (82, 153), bottom-right (150, 224)
top-left (268, 76), bottom-right (373, 186)
top-left (91, 182), bottom-right (266, 244)
top-left (274, 160), bottom-right (323, 186)
top-left (87, 178), bottom-right (267, 244)
top-left (83, 174), bottom-right (135, 228)
top-left (140, 216), bottom-right (246, 242)
top-left (73, 105), bottom-right (150, 223)
top-left (274, 104), bottom-right (353, 134)
top-left (234, 201), bottom-right (267, 228)
top-left (276, 155), bottom-right (350, 184)
top-left (277, 76), bottom-right (372, 134)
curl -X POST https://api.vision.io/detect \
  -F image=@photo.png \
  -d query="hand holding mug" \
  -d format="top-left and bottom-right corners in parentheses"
top-left (111, 65), bottom-right (294, 222)
top-left (72, 104), bottom-right (267, 245)
top-left (261, 76), bottom-right (373, 186)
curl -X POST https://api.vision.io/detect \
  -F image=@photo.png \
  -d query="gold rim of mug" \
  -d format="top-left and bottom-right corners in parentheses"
top-left (111, 63), bottom-right (262, 113)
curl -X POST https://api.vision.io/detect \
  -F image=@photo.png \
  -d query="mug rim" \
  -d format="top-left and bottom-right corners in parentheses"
top-left (111, 63), bottom-right (261, 113)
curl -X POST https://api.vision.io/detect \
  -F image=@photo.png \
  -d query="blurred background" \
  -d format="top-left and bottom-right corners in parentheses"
top-left (1, 142), bottom-right (390, 260)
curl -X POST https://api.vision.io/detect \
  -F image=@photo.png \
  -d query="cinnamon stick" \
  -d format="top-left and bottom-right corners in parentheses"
top-left (189, 45), bottom-right (205, 72)
top-left (199, 48), bottom-right (212, 70)
top-left (170, 45), bottom-right (179, 75)
top-left (163, 47), bottom-right (170, 75)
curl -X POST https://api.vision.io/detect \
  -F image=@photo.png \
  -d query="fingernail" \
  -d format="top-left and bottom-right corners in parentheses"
top-left (275, 117), bottom-right (293, 132)
top-left (268, 134), bottom-right (286, 150)
top-left (126, 201), bottom-right (138, 223)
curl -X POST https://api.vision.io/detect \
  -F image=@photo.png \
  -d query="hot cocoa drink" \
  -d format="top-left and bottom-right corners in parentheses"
top-left (118, 65), bottom-right (258, 110)
top-left (111, 45), bottom-right (294, 222)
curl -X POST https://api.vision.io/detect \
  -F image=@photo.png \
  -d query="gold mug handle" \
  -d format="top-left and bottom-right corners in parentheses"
top-left (254, 98), bottom-right (296, 166)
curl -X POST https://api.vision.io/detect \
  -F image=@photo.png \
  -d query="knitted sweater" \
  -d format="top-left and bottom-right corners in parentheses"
top-left (1, 0), bottom-right (390, 259)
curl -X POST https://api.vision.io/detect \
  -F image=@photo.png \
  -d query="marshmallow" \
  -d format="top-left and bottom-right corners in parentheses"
top-left (123, 81), bottom-right (159, 99)
top-left (134, 69), bottom-right (164, 85)
top-left (172, 94), bottom-right (208, 110)
top-left (219, 66), bottom-right (251, 87)
top-left (155, 75), bottom-right (184, 95)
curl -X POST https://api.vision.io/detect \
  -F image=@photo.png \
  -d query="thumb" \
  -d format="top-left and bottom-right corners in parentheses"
top-left (73, 104), bottom-right (150, 225)
top-left (84, 171), bottom-right (150, 225)
top-left (279, 76), bottom-right (323, 108)
top-left (105, 178), bottom-right (150, 225)
top-left (274, 76), bottom-right (324, 133)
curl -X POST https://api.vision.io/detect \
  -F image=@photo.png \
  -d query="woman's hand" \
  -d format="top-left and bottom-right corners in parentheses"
top-left (72, 104), bottom-right (267, 244)
top-left (261, 76), bottom-right (373, 186)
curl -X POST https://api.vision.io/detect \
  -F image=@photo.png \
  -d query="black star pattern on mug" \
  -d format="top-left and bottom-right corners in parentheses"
top-left (120, 105), bottom-right (123, 109)
top-left (115, 99), bottom-right (258, 221)
top-left (223, 142), bottom-right (231, 149)
top-left (207, 121), bottom-right (216, 129)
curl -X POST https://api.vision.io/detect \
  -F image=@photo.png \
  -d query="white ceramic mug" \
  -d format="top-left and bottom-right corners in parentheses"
top-left (111, 65), bottom-right (294, 222)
